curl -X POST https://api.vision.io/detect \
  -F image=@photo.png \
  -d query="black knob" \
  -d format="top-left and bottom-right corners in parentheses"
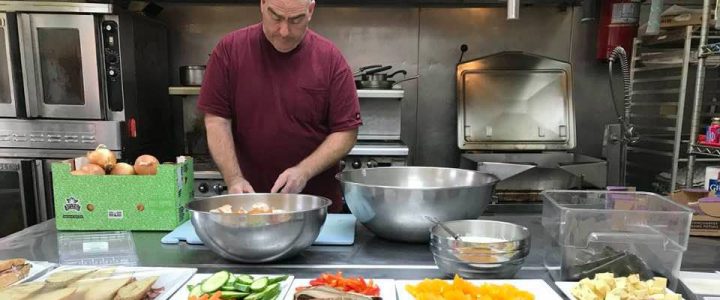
top-left (351, 160), bottom-right (362, 169)
top-left (339, 160), bottom-right (346, 170)
top-left (367, 160), bottom-right (378, 168)
top-left (106, 54), bottom-right (118, 64)
top-left (104, 24), bottom-right (115, 32)
top-left (198, 183), bottom-right (209, 193)
top-left (212, 184), bottom-right (227, 194)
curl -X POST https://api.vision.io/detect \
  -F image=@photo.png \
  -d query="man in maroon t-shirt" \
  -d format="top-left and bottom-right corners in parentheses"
top-left (197, 0), bottom-right (361, 212)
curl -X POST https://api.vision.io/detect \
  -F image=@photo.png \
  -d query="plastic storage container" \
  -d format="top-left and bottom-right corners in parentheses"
top-left (541, 190), bottom-right (692, 288)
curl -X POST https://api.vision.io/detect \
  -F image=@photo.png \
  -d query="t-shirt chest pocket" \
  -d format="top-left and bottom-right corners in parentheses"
top-left (289, 81), bottom-right (329, 124)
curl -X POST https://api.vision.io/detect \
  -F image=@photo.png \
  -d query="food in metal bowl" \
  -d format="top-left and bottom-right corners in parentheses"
top-left (187, 194), bottom-right (330, 263)
top-left (209, 202), bottom-right (286, 214)
top-left (430, 220), bottom-right (531, 278)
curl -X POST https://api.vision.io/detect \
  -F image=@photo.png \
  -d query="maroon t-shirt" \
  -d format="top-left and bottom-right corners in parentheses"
top-left (197, 24), bottom-right (361, 211)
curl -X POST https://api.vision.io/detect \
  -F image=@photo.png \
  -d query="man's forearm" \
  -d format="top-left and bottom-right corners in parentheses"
top-left (205, 114), bottom-right (245, 185)
top-left (298, 129), bottom-right (358, 177)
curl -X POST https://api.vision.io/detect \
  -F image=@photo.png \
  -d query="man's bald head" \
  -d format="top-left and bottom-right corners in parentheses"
top-left (260, 0), bottom-right (316, 53)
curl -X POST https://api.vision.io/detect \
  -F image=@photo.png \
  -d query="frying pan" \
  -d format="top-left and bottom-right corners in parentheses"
top-left (356, 73), bottom-right (420, 90)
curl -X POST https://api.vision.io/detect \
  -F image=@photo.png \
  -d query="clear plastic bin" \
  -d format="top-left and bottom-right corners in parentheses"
top-left (541, 190), bottom-right (692, 288)
top-left (56, 231), bottom-right (139, 266)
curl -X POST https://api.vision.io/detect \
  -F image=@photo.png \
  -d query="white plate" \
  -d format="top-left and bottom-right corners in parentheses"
top-left (284, 278), bottom-right (396, 300)
top-left (14, 261), bottom-right (58, 285)
top-left (31, 265), bottom-right (197, 300)
top-left (396, 279), bottom-right (563, 300)
top-left (680, 271), bottom-right (720, 296)
top-left (555, 281), bottom-right (676, 300)
top-left (170, 273), bottom-right (294, 300)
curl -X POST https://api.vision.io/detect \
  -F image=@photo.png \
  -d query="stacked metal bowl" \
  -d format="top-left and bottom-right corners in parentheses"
top-left (430, 220), bottom-right (531, 278)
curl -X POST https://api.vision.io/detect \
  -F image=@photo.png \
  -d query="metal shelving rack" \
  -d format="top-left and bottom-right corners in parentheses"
top-left (685, 0), bottom-right (720, 188)
top-left (628, 21), bottom-right (720, 192)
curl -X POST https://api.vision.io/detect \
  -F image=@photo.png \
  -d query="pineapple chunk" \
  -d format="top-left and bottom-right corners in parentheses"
top-left (569, 274), bottom-right (679, 300)
top-left (664, 294), bottom-right (681, 300)
top-left (653, 277), bottom-right (668, 289)
top-left (628, 274), bottom-right (641, 284)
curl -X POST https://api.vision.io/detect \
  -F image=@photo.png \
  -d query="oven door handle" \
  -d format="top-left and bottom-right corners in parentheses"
top-left (17, 13), bottom-right (40, 118)
top-left (19, 160), bottom-right (40, 226)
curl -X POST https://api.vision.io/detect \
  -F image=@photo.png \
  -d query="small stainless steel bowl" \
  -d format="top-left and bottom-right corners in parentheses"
top-left (186, 193), bottom-right (330, 263)
top-left (179, 65), bottom-right (205, 86)
top-left (430, 220), bottom-right (531, 278)
top-left (337, 167), bottom-right (498, 243)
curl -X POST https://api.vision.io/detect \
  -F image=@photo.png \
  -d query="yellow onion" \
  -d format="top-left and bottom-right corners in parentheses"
top-left (110, 162), bottom-right (135, 175)
top-left (134, 155), bottom-right (159, 175)
top-left (86, 144), bottom-right (116, 171)
top-left (70, 170), bottom-right (90, 176)
top-left (80, 163), bottom-right (105, 175)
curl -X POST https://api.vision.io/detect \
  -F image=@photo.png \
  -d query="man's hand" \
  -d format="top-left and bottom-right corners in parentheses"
top-left (228, 177), bottom-right (255, 194)
top-left (271, 166), bottom-right (311, 194)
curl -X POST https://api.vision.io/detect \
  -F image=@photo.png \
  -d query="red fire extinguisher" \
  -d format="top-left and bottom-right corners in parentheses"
top-left (597, 0), bottom-right (642, 60)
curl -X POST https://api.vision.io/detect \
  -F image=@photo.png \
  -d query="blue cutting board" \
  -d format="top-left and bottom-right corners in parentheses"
top-left (161, 213), bottom-right (356, 246)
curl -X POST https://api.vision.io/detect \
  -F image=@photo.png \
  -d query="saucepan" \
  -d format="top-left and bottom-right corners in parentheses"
top-left (180, 65), bottom-right (206, 86)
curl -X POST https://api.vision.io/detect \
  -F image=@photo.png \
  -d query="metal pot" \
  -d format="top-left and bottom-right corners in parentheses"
top-left (180, 65), bottom-right (205, 86)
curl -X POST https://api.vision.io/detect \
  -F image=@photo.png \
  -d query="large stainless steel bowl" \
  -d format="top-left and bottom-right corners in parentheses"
top-left (186, 194), bottom-right (330, 262)
top-left (336, 167), bottom-right (498, 242)
top-left (431, 220), bottom-right (531, 278)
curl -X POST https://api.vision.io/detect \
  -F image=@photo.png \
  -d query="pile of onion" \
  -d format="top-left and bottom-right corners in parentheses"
top-left (110, 163), bottom-right (135, 175)
top-left (86, 144), bottom-right (116, 172)
top-left (134, 155), bottom-right (159, 175)
top-left (70, 146), bottom-right (161, 176)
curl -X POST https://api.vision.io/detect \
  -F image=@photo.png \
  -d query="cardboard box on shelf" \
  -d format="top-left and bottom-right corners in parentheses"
top-left (52, 156), bottom-right (194, 231)
top-left (660, 13), bottom-right (704, 28)
top-left (669, 189), bottom-right (720, 237)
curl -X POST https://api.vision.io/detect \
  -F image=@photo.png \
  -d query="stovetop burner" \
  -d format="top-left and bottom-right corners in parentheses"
top-left (192, 155), bottom-right (216, 172)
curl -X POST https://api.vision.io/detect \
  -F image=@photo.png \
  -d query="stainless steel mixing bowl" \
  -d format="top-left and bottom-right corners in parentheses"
top-left (336, 167), bottom-right (499, 242)
top-left (431, 220), bottom-right (531, 278)
top-left (186, 193), bottom-right (330, 263)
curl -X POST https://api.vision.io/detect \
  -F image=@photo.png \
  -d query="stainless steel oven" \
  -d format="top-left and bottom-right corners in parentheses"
top-left (0, 1), bottom-right (180, 236)
top-left (0, 158), bottom-right (51, 237)
top-left (0, 1), bottom-right (178, 159)
top-left (1, 11), bottom-right (112, 119)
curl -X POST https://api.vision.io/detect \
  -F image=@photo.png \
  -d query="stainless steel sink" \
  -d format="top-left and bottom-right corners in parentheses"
top-left (460, 152), bottom-right (607, 191)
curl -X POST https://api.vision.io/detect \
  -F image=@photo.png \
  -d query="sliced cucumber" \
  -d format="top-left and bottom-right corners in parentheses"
top-left (227, 274), bottom-right (237, 285)
top-left (260, 283), bottom-right (281, 300)
top-left (263, 288), bottom-right (280, 300)
top-left (267, 275), bottom-right (288, 285)
top-left (190, 284), bottom-right (204, 297)
top-left (249, 277), bottom-right (268, 292)
top-left (187, 284), bottom-right (195, 291)
top-left (221, 291), bottom-right (249, 299)
top-left (234, 283), bottom-right (251, 293)
top-left (244, 293), bottom-right (263, 300)
top-left (201, 271), bottom-right (231, 293)
top-left (237, 275), bottom-right (254, 286)
top-left (221, 284), bottom-right (238, 291)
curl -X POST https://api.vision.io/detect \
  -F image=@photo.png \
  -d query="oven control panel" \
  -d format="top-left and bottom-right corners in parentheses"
top-left (341, 156), bottom-right (407, 170)
top-left (194, 179), bottom-right (227, 198)
top-left (101, 20), bottom-right (123, 112)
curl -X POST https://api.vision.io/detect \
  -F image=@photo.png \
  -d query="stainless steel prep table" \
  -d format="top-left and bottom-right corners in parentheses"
top-left (1, 214), bottom-right (717, 297)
